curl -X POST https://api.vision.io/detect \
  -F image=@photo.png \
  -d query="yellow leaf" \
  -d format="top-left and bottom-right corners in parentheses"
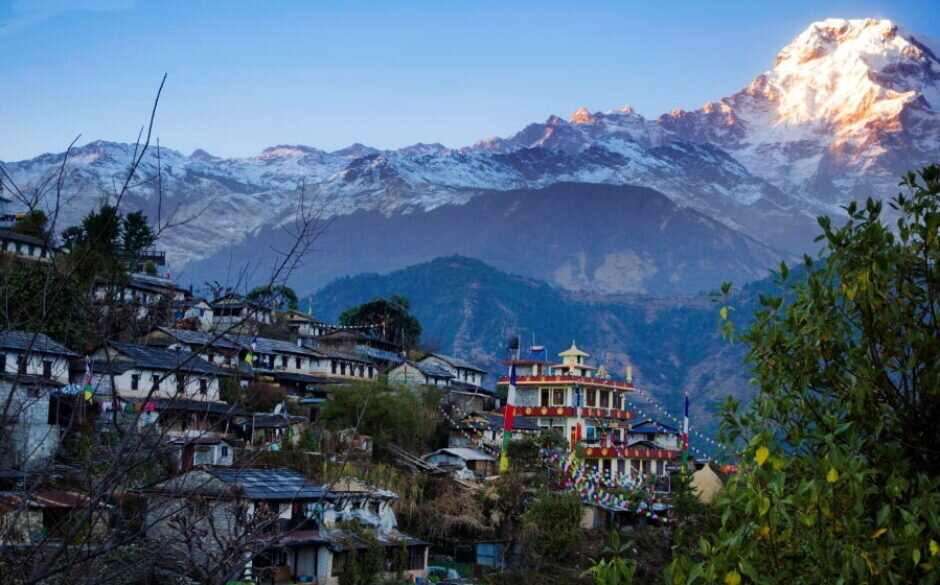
top-left (826, 468), bottom-right (839, 483)
top-left (720, 306), bottom-right (729, 320)
top-left (871, 528), bottom-right (887, 539)
top-left (755, 446), bottom-right (769, 467)
top-left (931, 540), bottom-right (939, 556)
top-left (724, 570), bottom-right (742, 585)
top-left (758, 525), bottom-right (770, 539)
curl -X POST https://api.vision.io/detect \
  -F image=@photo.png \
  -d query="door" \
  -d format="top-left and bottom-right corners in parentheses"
top-left (181, 444), bottom-right (195, 471)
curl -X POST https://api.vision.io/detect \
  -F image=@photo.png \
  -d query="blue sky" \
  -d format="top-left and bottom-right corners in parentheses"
top-left (1, 0), bottom-right (938, 161)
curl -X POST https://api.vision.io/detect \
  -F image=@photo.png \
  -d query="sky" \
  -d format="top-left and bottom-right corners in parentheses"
top-left (1, 0), bottom-right (938, 161)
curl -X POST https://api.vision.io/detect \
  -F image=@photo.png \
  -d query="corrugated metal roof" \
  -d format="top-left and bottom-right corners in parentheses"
top-left (424, 447), bottom-right (496, 462)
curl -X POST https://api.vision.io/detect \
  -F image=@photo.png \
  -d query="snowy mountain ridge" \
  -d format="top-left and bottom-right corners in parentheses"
top-left (2, 18), bottom-right (937, 273)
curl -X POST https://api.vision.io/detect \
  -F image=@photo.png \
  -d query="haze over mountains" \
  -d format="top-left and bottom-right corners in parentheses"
top-left (3, 18), bottom-right (939, 296)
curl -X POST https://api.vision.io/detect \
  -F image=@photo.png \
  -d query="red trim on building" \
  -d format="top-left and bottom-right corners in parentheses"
top-left (582, 447), bottom-right (677, 460)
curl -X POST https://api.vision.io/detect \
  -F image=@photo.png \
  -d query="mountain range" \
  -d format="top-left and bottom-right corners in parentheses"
top-left (2, 18), bottom-right (938, 296)
top-left (311, 255), bottom-right (775, 440)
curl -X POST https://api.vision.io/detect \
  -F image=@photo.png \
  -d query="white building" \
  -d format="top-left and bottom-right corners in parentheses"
top-left (83, 342), bottom-right (225, 402)
top-left (419, 353), bottom-right (486, 387)
top-left (0, 331), bottom-right (78, 468)
top-left (387, 360), bottom-right (454, 388)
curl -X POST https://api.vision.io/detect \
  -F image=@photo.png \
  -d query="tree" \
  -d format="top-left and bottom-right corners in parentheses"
top-left (12, 210), bottom-right (50, 240)
top-left (338, 295), bottom-right (422, 348)
top-left (60, 225), bottom-right (85, 250)
top-left (247, 284), bottom-right (298, 312)
top-left (122, 210), bottom-right (156, 255)
top-left (522, 490), bottom-right (583, 564)
top-left (82, 204), bottom-right (121, 256)
top-left (666, 167), bottom-right (940, 584)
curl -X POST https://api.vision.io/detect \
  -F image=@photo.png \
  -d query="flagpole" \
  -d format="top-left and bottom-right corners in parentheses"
top-left (682, 393), bottom-right (690, 473)
top-left (499, 361), bottom-right (517, 474)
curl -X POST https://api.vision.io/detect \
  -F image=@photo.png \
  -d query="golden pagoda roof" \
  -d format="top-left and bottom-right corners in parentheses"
top-left (558, 341), bottom-right (589, 358)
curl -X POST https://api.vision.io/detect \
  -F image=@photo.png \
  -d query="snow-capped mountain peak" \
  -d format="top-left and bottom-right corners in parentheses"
top-left (657, 18), bottom-right (940, 204)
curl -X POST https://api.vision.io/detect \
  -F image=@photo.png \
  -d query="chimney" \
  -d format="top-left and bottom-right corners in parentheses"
top-left (626, 365), bottom-right (633, 383)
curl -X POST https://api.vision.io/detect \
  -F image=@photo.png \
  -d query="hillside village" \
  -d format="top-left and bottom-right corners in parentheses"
top-left (0, 195), bottom-right (712, 585)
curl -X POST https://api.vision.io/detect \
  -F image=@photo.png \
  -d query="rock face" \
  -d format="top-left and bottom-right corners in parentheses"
top-left (183, 182), bottom-right (786, 296)
top-left (2, 18), bottom-right (936, 292)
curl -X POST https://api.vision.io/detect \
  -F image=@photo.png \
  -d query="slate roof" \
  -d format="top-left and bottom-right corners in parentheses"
top-left (0, 230), bottom-right (50, 248)
top-left (152, 398), bottom-right (248, 417)
top-left (0, 331), bottom-right (78, 357)
top-left (425, 353), bottom-right (486, 373)
top-left (271, 371), bottom-right (342, 385)
top-left (443, 381), bottom-right (497, 396)
top-left (206, 468), bottom-right (333, 501)
top-left (108, 342), bottom-right (221, 375)
top-left (407, 361), bottom-right (453, 379)
top-left (355, 345), bottom-right (404, 363)
top-left (306, 346), bottom-right (370, 364)
top-left (240, 336), bottom-right (317, 357)
top-left (630, 420), bottom-right (679, 434)
top-left (469, 411), bottom-right (540, 432)
top-left (0, 372), bottom-right (66, 388)
top-left (149, 327), bottom-right (241, 351)
top-left (247, 414), bottom-right (307, 428)
top-left (211, 294), bottom-right (271, 311)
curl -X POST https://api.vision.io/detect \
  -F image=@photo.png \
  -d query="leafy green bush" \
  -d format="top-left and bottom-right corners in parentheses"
top-left (667, 167), bottom-right (940, 584)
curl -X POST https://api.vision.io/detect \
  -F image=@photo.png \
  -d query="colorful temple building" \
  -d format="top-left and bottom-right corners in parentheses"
top-left (497, 342), bottom-right (678, 478)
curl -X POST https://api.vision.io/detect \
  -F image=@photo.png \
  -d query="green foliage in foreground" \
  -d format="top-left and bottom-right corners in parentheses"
top-left (523, 490), bottom-right (583, 563)
top-left (666, 167), bottom-right (940, 584)
top-left (319, 378), bottom-right (444, 454)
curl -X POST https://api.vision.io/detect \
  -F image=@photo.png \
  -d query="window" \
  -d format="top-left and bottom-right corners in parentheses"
top-left (151, 374), bottom-right (160, 391)
top-left (17, 356), bottom-right (28, 374)
top-left (586, 389), bottom-right (596, 406)
top-left (540, 389), bottom-right (550, 407)
top-left (0, 353), bottom-right (5, 373)
top-left (131, 374), bottom-right (140, 391)
top-left (331, 361), bottom-right (337, 375)
top-left (368, 366), bottom-right (374, 378)
top-left (176, 374), bottom-right (185, 393)
top-left (295, 357), bottom-right (301, 369)
top-left (281, 355), bottom-right (288, 368)
top-left (599, 390), bottom-right (610, 408)
top-left (199, 379), bottom-right (208, 395)
top-left (42, 360), bottom-right (52, 378)
top-left (221, 446), bottom-right (229, 457)
top-left (552, 388), bottom-right (565, 406)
